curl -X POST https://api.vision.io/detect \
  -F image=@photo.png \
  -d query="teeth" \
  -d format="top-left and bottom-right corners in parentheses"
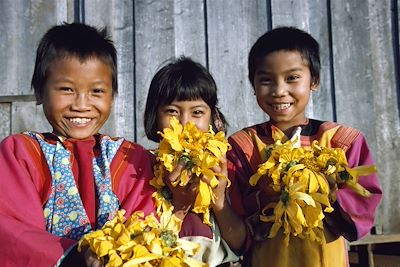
top-left (69, 118), bottom-right (91, 124)
top-left (271, 103), bottom-right (291, 110)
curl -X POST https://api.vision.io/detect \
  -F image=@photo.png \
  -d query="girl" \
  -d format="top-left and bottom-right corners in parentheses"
top-left (144, 56), bottom-right (245, 266)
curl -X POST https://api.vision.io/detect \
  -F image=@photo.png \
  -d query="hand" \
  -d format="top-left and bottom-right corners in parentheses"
top-left (209, 157), bottom-right (229, 211)
top-left (164, 161), bottom-right (199, 218)
top-left (83, 247), bottom-right (104, 267)
top-left (257, 176), bottom-right (281, 203)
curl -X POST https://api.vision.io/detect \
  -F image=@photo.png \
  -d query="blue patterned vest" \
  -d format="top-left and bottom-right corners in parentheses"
top-left (25, 132), bottom-right (124, 240)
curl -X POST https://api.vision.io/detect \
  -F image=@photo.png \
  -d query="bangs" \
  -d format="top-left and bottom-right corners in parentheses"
top-left (159, 73), bottom-right (215, 107)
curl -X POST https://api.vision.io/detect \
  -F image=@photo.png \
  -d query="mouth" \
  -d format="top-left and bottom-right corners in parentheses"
top-left (67, 117), bottom-right (92, 126)
top-left (270, 103), bottom-right (292, 111)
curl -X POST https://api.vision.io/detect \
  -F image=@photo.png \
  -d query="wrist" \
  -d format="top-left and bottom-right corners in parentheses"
top-left (212, 196), bottom-right (227, 212)
top-left (173, 205), bottom-right (191, 220)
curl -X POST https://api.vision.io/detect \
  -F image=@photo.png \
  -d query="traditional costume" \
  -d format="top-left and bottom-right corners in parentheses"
top-left (227, 119), bottom-right (382, 267)
top-left (0, 132), bottom-right (155, 266)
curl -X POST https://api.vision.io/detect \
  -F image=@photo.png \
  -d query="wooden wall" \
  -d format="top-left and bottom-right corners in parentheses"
top-left (0, 0), bottom-right (399, 235)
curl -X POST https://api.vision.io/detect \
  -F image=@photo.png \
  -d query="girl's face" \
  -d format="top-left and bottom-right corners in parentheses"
top-left (39, 57), bottom-right (113, 140)
top-left (157, 98), bottom-right (212, 132)
top-left (253, 50), bottom-right (318, 133)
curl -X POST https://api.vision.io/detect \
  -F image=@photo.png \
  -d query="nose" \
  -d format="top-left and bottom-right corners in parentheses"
top-left (71, 93), bottom-right (91, 111)
top-left (179, 113), bottom-right (190, 126)
top-left (271, 81), bottom-right (287, 97)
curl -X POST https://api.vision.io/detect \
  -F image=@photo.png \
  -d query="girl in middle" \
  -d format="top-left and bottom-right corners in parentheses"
top-left (143, 56), bottom-right (246, 267)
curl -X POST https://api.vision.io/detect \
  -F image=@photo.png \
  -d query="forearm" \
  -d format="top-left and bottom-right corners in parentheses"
top-left (213, 198), bottom-right (247, 252)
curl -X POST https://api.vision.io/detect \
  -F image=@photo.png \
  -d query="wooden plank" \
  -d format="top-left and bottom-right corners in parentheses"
top-left (206, 0), bottom-right (269, 136)
top-left (0, 95), bottom-right (36, 103)
top-left (85, 0), bottom-right (134, 139)
top-left (350, 234), bottom-right (400, 246)
top-left (0, 103), bottom-right (11, 141)
top-left (331, 0), bottom-right (399, 234)
top-left (270, 0), bottom-right (333, 121)
top-left (0, 0), bottom-right (73, 96)
top-left (134, 0), bottom-right (206, 147)
top-left (330, 1), bottom-right (377, 152)
top-left (11, 102), bottom-right (51, 134)
top-left (365, 0), bottom-right (400, 234)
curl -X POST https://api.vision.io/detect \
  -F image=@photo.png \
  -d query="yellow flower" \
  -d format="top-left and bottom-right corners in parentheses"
top-left (251, 137), bottom-right (376, 245)
top-left (152, 117), bottom-right (230, 226)
top-left (78, 210), bottom-right (207, 267)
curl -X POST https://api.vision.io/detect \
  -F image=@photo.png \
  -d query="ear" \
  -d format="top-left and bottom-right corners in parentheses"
top-left (310, 81), bottom-right (319, 92)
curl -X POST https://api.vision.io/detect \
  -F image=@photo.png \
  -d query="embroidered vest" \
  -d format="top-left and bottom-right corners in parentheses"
top-left (26, 132), bottom-right (123, 240)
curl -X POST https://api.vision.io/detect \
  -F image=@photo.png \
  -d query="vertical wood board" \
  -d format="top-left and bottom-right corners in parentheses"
top-left (0, 0), bottom-right (73, 96)
top-left (0, 103), bottom-right (11, 141)
top-left (207, 0), bottom-right (269, 136)
top-left (330, 1), bottom-right (377, 154)
top-left (366, 0), bottom-right (400, 233)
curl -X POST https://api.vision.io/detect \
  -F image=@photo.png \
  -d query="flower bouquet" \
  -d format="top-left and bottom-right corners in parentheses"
top-left (249, 130), bottom-right (376, 245)
top-left (150, 117), bottom-right (230, 226)
top-left (78, 210), bottom-right (207, 267)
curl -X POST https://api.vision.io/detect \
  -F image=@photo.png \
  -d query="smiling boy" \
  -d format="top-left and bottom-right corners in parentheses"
top-left (227, 27), bottom-right (382, 267)
top-left (0, 23), bottom-right (156, 266)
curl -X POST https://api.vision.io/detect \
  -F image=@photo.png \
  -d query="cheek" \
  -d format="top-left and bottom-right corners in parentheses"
top-left (197, 116), bottom-right (212, 132)
top-left (157, 115), bottom-right (171, 131)
top-left (97, 99), bottom-right (113, 118)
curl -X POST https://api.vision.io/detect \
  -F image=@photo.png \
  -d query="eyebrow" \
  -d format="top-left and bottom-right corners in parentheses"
top-left (51, 78), bottom-right (110, 86)
top-left (164, 103), bottom-right (209, 109)
top-left (256, 67), bottom-right (305, 75)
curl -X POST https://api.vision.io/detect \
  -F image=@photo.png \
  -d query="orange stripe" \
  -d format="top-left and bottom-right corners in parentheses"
top-left (331, 126), bottom-right (360, 151)
top-left (19, 134), bottom-right (52, 204)
top-left (110, 140), bottom-right (132, 191)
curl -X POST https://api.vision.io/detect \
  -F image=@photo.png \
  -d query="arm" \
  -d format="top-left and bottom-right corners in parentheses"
top-left (211, 158), bottom-right (247, 253)
top-left (0, 135), bottom-right (76, 266)
top-left (325, 133), bottom-right (382, 241)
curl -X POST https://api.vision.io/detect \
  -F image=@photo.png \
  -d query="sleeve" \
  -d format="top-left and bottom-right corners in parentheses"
top-left (226, 133), bottom-right (258, 252)
top-left (181, 214), bottom-right (240, 267)
top-left (327, 133), bottom-right (382, 241)
top-left (113, 141), bottom-right (156, 218)
top-left (0, 135), bottom-right (76, 267)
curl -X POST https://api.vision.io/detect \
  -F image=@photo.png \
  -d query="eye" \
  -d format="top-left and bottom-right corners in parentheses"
top-left (192, 109), bottom-right (205, 117)
top-left (92, 88), bottom-right (106, 95)
top-left (165, 108), bottom-right (179, 116)
top-left (287, 75), bottom-right (300, 82)
top-left (259, 77), bottom-right (272, 85)
top-left (59, 87), bottom-right (73, 92)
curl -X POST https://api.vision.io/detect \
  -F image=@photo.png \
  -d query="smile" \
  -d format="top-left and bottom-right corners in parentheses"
top-left (270, 103), bottom-right (292, 111)
top-left (69, 118), bottom-right (92, 125)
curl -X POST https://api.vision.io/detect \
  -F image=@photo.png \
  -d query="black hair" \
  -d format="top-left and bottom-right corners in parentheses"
top-left (248, 26), bottom-right (320, 88)
top-left (144, 56), bottom-right (228, 142)
top-left (31, 22), bottom-right (118, 101)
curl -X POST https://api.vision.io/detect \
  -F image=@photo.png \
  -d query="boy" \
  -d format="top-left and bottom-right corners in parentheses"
top-left (227, 26), bottom-right (382, 267)
top-left (0, 23), bottom-right (155, 266)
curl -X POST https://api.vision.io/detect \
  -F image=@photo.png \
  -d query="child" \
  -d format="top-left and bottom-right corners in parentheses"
top-left (0, 23), bottom-right (156, 266)
top-left (227, 27), bottom-right (382, 267)
top-left (144, 56), bottom-right (245, 266)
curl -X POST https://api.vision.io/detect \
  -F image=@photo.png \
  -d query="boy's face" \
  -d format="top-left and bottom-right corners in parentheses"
top-left (253, 50), bottom-right (317, 132)
top-left (157, 98), bottom-right (212, 133)
top-left (38, 57), bottom-right (113, 140)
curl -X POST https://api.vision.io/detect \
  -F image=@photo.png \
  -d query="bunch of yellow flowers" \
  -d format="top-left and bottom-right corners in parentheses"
top-left (151, 117), bottom-right (230, 226)
top-left (249, 134), bottom-right (376, 245)
top-left (78, 210), bottom-right (207, 267)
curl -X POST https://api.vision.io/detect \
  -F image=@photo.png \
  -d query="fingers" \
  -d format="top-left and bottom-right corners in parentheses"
top-left (188, 174), bottom-right (200, 191)
top-left (84, 248), bottom-right (104, 267)
top-left (165, 162), bottom-right (185, 186)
